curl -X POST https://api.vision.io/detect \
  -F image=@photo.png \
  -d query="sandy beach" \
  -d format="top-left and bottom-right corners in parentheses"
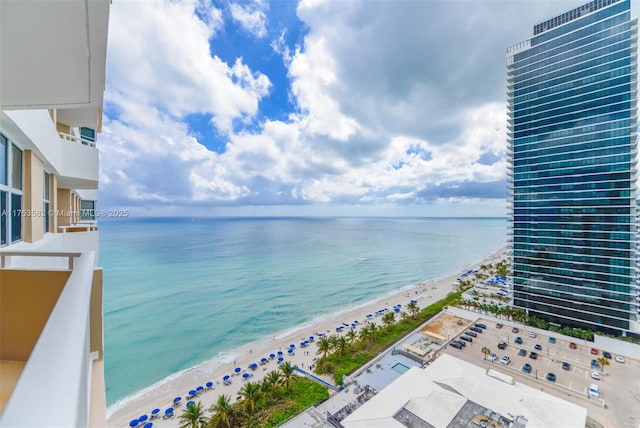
top-left (107, 245), bottom-right (507, 427)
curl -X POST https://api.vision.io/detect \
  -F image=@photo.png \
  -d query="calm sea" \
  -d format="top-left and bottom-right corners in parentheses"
top-left (101, 217), bottom-right (506, 406)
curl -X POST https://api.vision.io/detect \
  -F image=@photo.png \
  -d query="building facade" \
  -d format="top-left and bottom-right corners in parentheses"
top-left (507, 0), bottom-right (640, 335)
top-left (0, 1), bottom-right (110, 426)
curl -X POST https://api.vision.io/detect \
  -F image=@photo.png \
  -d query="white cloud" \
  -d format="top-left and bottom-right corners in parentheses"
top-left (229, 0), bottom-right (268, 38)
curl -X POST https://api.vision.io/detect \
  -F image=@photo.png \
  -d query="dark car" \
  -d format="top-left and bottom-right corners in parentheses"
top-left (534, 344), bottom-right (542, 351)
top-left (512, 327), bottom-right (519, 333)
top-left (514, 337), bottom-right (523, 345)
top-left (548, 337), bottom-right (557, 344)
top-left (450, 341), bottom-right (463, 349)
top-left (562, 362), bottom-right (571, 371)
top-left (496, 323), bottom-right (503, 329)
top-left (474, 323), bottom-right (487, 329)
top-left (529, 351), bottom-right (538, 359)
top-left (546, 373), bottom-right (556, 382)
top-left (591, 359), bottom-right (601, 369)
top-left (459, 335), bottom-right (473, 342)
top-left (470, 327), bottom-right (483, 333)
top-left (569, 342), bottom-right (577, 349)
top-left (522, 363), bottom-right (532, 373)
top-left (465, 330), bottom-right (477, 337)
top-left (518, 349), bottom-right (527, 356)
top-left (452, 340), bottom-right (466, 347)
top-left (498, 341), bottom-right (507, 350)
top-left (603, 351), bottom-right (612, 359)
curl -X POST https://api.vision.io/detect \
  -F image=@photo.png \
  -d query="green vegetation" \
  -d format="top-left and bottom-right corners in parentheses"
top-left (183, 363), bottom-right (329, 428)
top-left (314, 291), bottom-right (463, 384)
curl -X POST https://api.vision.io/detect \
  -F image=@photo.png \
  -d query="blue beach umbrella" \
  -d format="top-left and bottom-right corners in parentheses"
top-left (129, 419), bottom-right (138, 427)
top-left (223, 374), bottom-right (230, 381)
top-left (300, 342), bottom-right (306, 347)
top-left (354, 320), bottom-right (359, 324)
top-left (165, 408), bottom-right (173, 416)
top-left (138, 415), bottom-right (148, 423)
top-left (309, 336), bottom-right (314, 341)
top-left (150, 408), bottom-right (160, 417)
top-left (366, 314), bottom-right (372, 318)
top-left (277, 357), bottom-right (284, 363)
top-left (186, 401), bottom-right (195, 408)
top-left (249, 363), bottom-right (258, 370)
top-left (277, 351), bottom-right (283, 356)
top-left (261, 357), bottom-right (268, 363)
top-left (196, 385), bottom-right (204, 392)
top-left (243, 373), bottom-right (250, 379)
top-left (269, 353), bottom-right (276, 359)
top-left (234, 367), bottom-right (241, 373)
top-left (206, 381), bottom-right (213, 388)
top-left (287, 348), bottom-right (293, 354)
top-left (144, 423), bottom-right (153, 428)
top-left (289, 343), bottom-right (295, 348)
top-left (173, 397), bottom-right (181, 404)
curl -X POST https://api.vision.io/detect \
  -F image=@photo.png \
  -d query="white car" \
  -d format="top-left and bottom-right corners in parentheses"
top-left (488, 353), bottom-right (498, 362)
top-left (615, 355), bottom-right (625, 363)
top-left (588, 384), bottom-right (600, 399)
top-left (591, 371), bottom-right (601, 380)
top-left (528, 331), bottom-right (537, 338)
top-left (500, 355), bottom-right (511, 365)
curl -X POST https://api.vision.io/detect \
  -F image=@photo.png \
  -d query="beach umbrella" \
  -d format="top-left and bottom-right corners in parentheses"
top-left (188, 389), bottom-right (197, 397)
top-left (242, 373), bottom-right (250, 379)
top-left (309, 336), bottom-right (314, 341)
top-left (223, 375), bottom-right (230, 381)
top-left (249, 363), bottom-right (258, 370)
top-left (277, 357), bottom-right (284, 363)
top-left (164, 408), bottom-right (173, 416)
top-left (186, 401), bottom-right (195, 408)
top-left (269, 353), bottom-right (276, 359)
top-left (150, 408), bottom-right (160, 418)
top-left (129, 419), bottom-right (138, 427)
top-left (260, 357), bottom-right (268, 363)
top-left (366, 314), bottom-right (372, 318)
top-left (196, 386), bottom-right (204, 392)
top-left (277, 351), bottom-right (283, 356)
top-left (289, 343), bottom-right (295, 348)
top-left (206, 381), bottom-right (213, 388)
top-left (287, 349), bottom-right (294, 354)
top-left (144, 423), bottom-right (153, 428)
top-left (234, 367), bottom-right (241, 373)
top-left (354, 320), bottom-right (359, 324)
top-left (138, 415), bottom-right (148, 423)
top-left (173, 397), bottom-right (181, 404)
top-left (300, 342), bottom-right (305, 347)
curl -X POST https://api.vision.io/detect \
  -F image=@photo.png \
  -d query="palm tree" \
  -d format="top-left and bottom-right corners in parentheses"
top-left (328, 335), bottom-right (339, 353)
top-left (407, 301), bottom-right (419, 319)
top-left (382, 312), bottom-right (395, 329)
top-left (265, 370), bottom-right (282, 388)
top-left (209, 395), bottom-right (234, 428)
top-left (481, 346), bottom-right (491, 360)
top-left (358, 325), bottom-right (371, 343)
top-left (596, 357), bottom-right (610, 374)
top-left (316, 337), bottom-right (331, 360)
top-left (346, 329), bottom-right (357, 347)
top-left (369, 322), bottom-right (380, 344)
top-left (279, 361), bottom-right (297, 390)
top-left (239, 381), bottom-right (261, 416)
top-left (335, 336), bottom-right (348, 356)
top-left (179, 400), bottom-right (206, 428)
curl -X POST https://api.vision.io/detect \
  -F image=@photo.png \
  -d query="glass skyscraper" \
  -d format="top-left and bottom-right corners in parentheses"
top-left (507, 0), bottom-right (639, 335)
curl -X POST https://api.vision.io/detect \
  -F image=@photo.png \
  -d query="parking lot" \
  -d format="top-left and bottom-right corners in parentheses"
top-left (442, 318), bottom-right (640, 428)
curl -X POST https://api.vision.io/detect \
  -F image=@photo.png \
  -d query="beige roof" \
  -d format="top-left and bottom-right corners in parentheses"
top-left (342, 354), bottom-right (587, 428)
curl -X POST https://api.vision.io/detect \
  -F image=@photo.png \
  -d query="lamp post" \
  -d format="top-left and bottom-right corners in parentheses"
top-left (535, 369), bottom-right (538, 380)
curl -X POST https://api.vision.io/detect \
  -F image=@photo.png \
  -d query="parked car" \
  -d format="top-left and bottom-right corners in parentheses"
top-left (562, 362), bottom-right (571, 371)
top-left (452, 340), bottom-right (465, 347)
top-left (514, 337), bottom-right (523, 345)
top-left (591, 371), bottom-right (601, 380)
top-left (450, 341), bottom-right (463, 349)
top-left (522, 363), bottom-right (532, 373)
top-left (591, 359), bottom-right (601, 369)
top-left (588, 384), bottom-right (600, 399)
top-left (548, 337), bottom-right (556, 344)
top-left (590, 348), bottom-right (599, 355)
top-left (496, 323), bottom-right (503, 329)
top-left (488, 353), bottom-right (498, 362)
top-left (470, 327), bottom-right (483, 333)
top-left (474, 323), bottom-right (487, 329)
top-left (500, 355), bottom-right (511, 365)
top-left (534, 344), bottom-right (542, 351)
top-left (498, 341), bottom-right (507, 350)
top-left (459, 335), bottom-right (473, 342)
top-left (569, 342), bottom-right (577, 349)
top-left (465, 330), bottom-right (477, 337)
top-left (512, 327), bottom-right (519, 333)
top-left (518, 349), bottom-right (527, 356)
top-left (603, 351), bottom-right (612, 359)
top-left (529, 351), bottom-right (538, 359)
top-left (528, 331), bottom-right (537, 338)
top-left (546, 373), bottom-right (556, 382)
top-left (615, 355), bottom-right (625, 363)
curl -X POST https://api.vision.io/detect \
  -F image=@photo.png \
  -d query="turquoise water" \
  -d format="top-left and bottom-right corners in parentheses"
top-left (100, 217), bottom-right (506, 407)
top-left (391, 362), bottom-right (411, 374)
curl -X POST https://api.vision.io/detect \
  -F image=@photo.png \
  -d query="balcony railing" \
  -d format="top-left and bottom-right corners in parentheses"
top-left (59, 131), bottom-right (96, 148)
top-left (0, 251), bottom-right (96, 427)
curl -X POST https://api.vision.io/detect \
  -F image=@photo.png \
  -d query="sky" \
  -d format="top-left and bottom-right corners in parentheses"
top-left (99, 0), bottom-right (577, 217)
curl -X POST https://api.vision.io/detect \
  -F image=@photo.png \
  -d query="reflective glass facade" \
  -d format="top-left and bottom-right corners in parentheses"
top-left (507, 0), bottom-right (639, 334)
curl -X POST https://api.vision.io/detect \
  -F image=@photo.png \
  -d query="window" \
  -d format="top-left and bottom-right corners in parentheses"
top-left (80, 127), bottom-right (96, 144)
top-left (43, 171), bottom-right (50, 233)
top-left (0, 135), bottom-right (6, 185)
top-left (80, 200), bottom-right (95, 221)
top-left (0, 191), bottom-right (6, 246)
top-left (0, 136), bottom-right (23, 246)
top-left (11, 144), bottom-right (22, 190)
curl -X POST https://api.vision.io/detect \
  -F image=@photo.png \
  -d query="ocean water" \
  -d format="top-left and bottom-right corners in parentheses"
top-left (101, 217), bottom-right (506, 407)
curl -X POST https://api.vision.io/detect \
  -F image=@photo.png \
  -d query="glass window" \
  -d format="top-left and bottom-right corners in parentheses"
top-left (43, 172), bottom-right (50, 233)
top-left (80, 127), bottom-right (96, 143)
top-left (1, 191), bottom-right (6, 246)
top-left (80, 200), bottom-right (95, 221)
top-left (11, 193), bottom-right (21, 243)
top-left (11, 144), bottom-right (22, 190)
top-left (0, 135), bottom-right (6, 185)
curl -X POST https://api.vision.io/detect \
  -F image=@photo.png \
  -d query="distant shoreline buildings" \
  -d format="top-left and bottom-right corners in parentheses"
top-left (507, 0), bottom-right (640, 336)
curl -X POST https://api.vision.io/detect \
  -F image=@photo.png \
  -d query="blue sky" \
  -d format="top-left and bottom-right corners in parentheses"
top-left (99, 0), bottom-right (573, 217)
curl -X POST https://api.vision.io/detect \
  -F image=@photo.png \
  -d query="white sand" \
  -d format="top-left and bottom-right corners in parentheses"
top-left (107, 246), bottom-right (506, 427)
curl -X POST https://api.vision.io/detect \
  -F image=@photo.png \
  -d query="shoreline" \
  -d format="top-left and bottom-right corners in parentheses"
top-left (107, 244), bottom-right (507, 427)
